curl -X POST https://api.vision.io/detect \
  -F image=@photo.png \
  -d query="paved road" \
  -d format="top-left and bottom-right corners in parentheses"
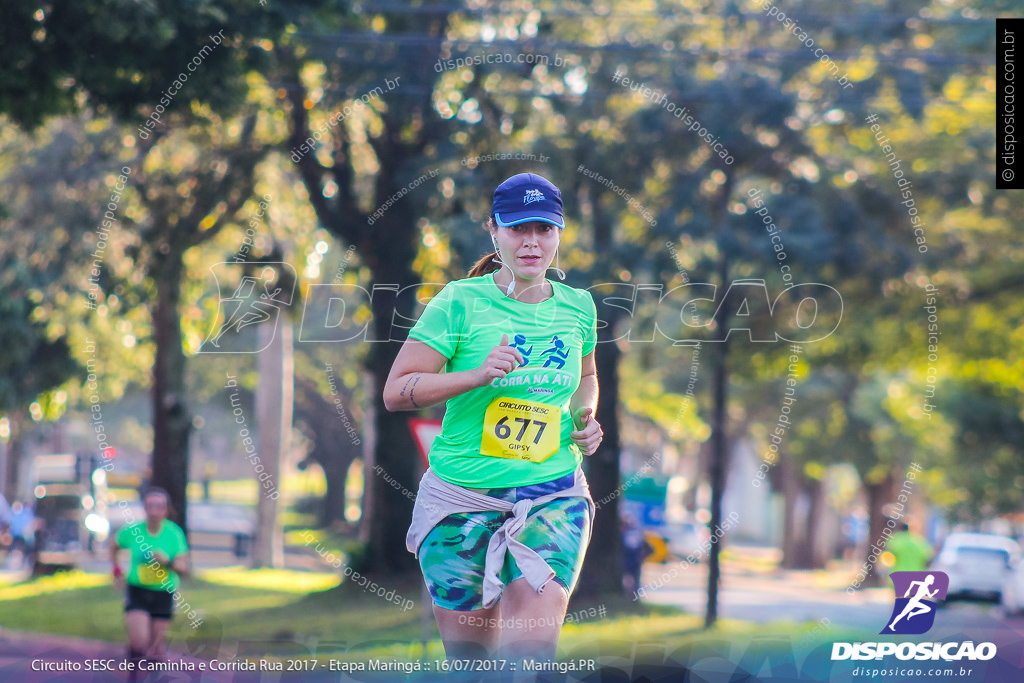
top-left (634, 549), bottom-right (1024, 682)
top-left (637, 549), bottom-right (1024, 629)
top-left (637, 554), bottom-right (893, 630)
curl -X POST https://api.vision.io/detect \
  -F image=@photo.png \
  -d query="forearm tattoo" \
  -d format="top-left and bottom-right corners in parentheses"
top-left (400, 373), bottom-right (422, 408)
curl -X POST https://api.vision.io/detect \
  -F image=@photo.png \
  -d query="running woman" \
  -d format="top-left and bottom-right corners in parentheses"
top-left (385, 172), bottom-right (602, 662)
top-left (110, 487), bottom-right (190, 671)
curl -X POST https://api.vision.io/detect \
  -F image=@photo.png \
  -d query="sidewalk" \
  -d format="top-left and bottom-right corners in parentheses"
top-left (720, 543), bottom-right (891, 600)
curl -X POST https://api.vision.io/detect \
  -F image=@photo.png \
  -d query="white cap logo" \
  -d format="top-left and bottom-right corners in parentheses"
top-left (523, 188), bottom-right (545, 205)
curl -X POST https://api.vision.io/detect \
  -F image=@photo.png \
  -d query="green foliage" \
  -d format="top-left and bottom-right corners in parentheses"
top-left (0, 0), bottom-right (332, 130)
top-left (0, 263), bottom-right (79, 412)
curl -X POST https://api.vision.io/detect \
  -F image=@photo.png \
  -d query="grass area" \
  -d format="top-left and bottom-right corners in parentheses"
top-left (199, 567), bottom-right (341, 594)
top-left (0, 571), bottom-right (109, 601)
top-left (0, 568), bottom-right (875, 664)
top-left (0, 568), bottom-right (422, 647)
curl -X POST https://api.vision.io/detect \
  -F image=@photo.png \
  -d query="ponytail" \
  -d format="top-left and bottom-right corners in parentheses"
top-left (468, 215), bottom-right (502, 278)
top-left (467, 251), bottom-right (502, 278)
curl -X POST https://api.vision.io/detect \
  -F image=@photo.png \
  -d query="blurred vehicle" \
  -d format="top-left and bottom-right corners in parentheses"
top-left (23, 453), bottom-right (109, 573)
top-left (932, 532), bottom-right (1019, 602)
top-left (1001, 556), bottom-right (1024, 616)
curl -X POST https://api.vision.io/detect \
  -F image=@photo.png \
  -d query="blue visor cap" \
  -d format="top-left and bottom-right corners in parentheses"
top-left (492, 172), bottom-right (565, 228)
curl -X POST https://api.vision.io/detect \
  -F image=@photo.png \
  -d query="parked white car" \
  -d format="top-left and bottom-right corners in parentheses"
top-left (1000, 545), bottom-right (1024, 615)
top-left (932, 532), bottom-right (1019, 601)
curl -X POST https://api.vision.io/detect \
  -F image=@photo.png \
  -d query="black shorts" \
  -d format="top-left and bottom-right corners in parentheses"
top-left (125, 584), bottom-right (174, 620)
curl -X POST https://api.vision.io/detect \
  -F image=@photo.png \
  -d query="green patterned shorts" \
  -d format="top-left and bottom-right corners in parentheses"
top-left (417, 469), bottom-right (591, 611)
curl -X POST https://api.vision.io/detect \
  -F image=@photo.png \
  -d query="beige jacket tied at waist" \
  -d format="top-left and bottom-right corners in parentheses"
top-left (406, 467), bottom-right (595, 609)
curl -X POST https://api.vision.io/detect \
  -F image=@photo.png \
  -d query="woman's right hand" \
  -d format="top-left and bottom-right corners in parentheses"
top-left (475, 334), bottom-right (524, 386)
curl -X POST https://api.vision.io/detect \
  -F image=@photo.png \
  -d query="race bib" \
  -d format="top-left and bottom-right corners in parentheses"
top-left (480, 397), bottom-right (560, 463)
top-left (137, 561), bottom-right (162, 586)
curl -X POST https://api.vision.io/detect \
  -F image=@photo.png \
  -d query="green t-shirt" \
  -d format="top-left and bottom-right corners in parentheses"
top-left (408, 272), bottom-right (598, 488)
top-left (886, 531), bottom-right (932, 573)
top-left (116, 520), bottom-right (189, 592)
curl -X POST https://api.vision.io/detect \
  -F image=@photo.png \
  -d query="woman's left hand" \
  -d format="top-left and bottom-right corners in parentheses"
top-left (570, 408), bottom-right (603, 456)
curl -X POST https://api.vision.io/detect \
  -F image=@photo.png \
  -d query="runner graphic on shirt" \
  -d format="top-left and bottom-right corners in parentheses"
top-left (540, 336), bottom-right (570, 369)
top-left (510, 334), bottom-right (534, 367)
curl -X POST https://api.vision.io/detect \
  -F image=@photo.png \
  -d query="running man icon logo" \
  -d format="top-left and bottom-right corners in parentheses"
top-left (881, 571), bottom-right (948, 635)
top-left (200, 263), bottom-right (296, 353)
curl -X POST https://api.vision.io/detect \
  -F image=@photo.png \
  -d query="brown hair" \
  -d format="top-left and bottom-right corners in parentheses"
top-left (467, 251), bottom-right (502, 278)
top-left (142, 486), bottom-right (176, 520)
top-left (142, 486), bottom-right (170, 502)
top-left (467, 215), bottom-right (502, 278)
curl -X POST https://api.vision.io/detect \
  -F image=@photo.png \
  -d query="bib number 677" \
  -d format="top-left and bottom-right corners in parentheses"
top-left (495, 416), bottom-right (547, 444)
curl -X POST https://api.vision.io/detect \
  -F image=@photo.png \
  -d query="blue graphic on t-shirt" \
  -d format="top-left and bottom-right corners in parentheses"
top-left (540, 336), bottom-right (570, 369)
top-left (510, 334), bottom-right (534, 367)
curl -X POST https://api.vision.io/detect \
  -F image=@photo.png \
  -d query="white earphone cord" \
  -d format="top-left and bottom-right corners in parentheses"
top-left (491, 238), bottom-right (517, 295)
top-left (552, 246), bottom-right (566, 280)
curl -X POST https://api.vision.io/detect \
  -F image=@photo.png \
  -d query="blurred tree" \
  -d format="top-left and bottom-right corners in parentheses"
top-left (0, 264), bottom-right (79, 499)
top-left (271, 3), bottom-right (457, 575)
top-left (1, 0), bottom-right (332, 533)
top-left (132, 115), bottom-right (269, 531)
top-left (0, 114), bottom-right (142, 500)
top-left (0, 0), bottom-right (276, 129)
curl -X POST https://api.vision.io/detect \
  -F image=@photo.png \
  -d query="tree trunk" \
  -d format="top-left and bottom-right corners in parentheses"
top-left (806, 476), bottom-right (827, 569)
top-left (151, 257), bottom-right (192, 531)
top-left (574, 179), bottom-right (625, 600)
top-left (706, 327), bottom-right (728, 626)
top-left (780, 461), bottom-right (811, 569)
top-left (575, 303), bottom-right (623, 599)
top-left (705, 171), bottom-right (734, 629)
top-left (361, 213), bottom-right (420, 577)
top-left (862, 472), bottom-right (896, 587)
top-left (280, 10), bottom-right (450, 577)
top-left (318, 454), bottom-right (350, 528)
top-left (253, 320), bottom-right (290, 568)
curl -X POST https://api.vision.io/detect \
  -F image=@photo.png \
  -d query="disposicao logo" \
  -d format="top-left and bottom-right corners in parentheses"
top-left (882, 570), bottom-right (947, 635)
top-left (831, 570), bottom-right (997, 663)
